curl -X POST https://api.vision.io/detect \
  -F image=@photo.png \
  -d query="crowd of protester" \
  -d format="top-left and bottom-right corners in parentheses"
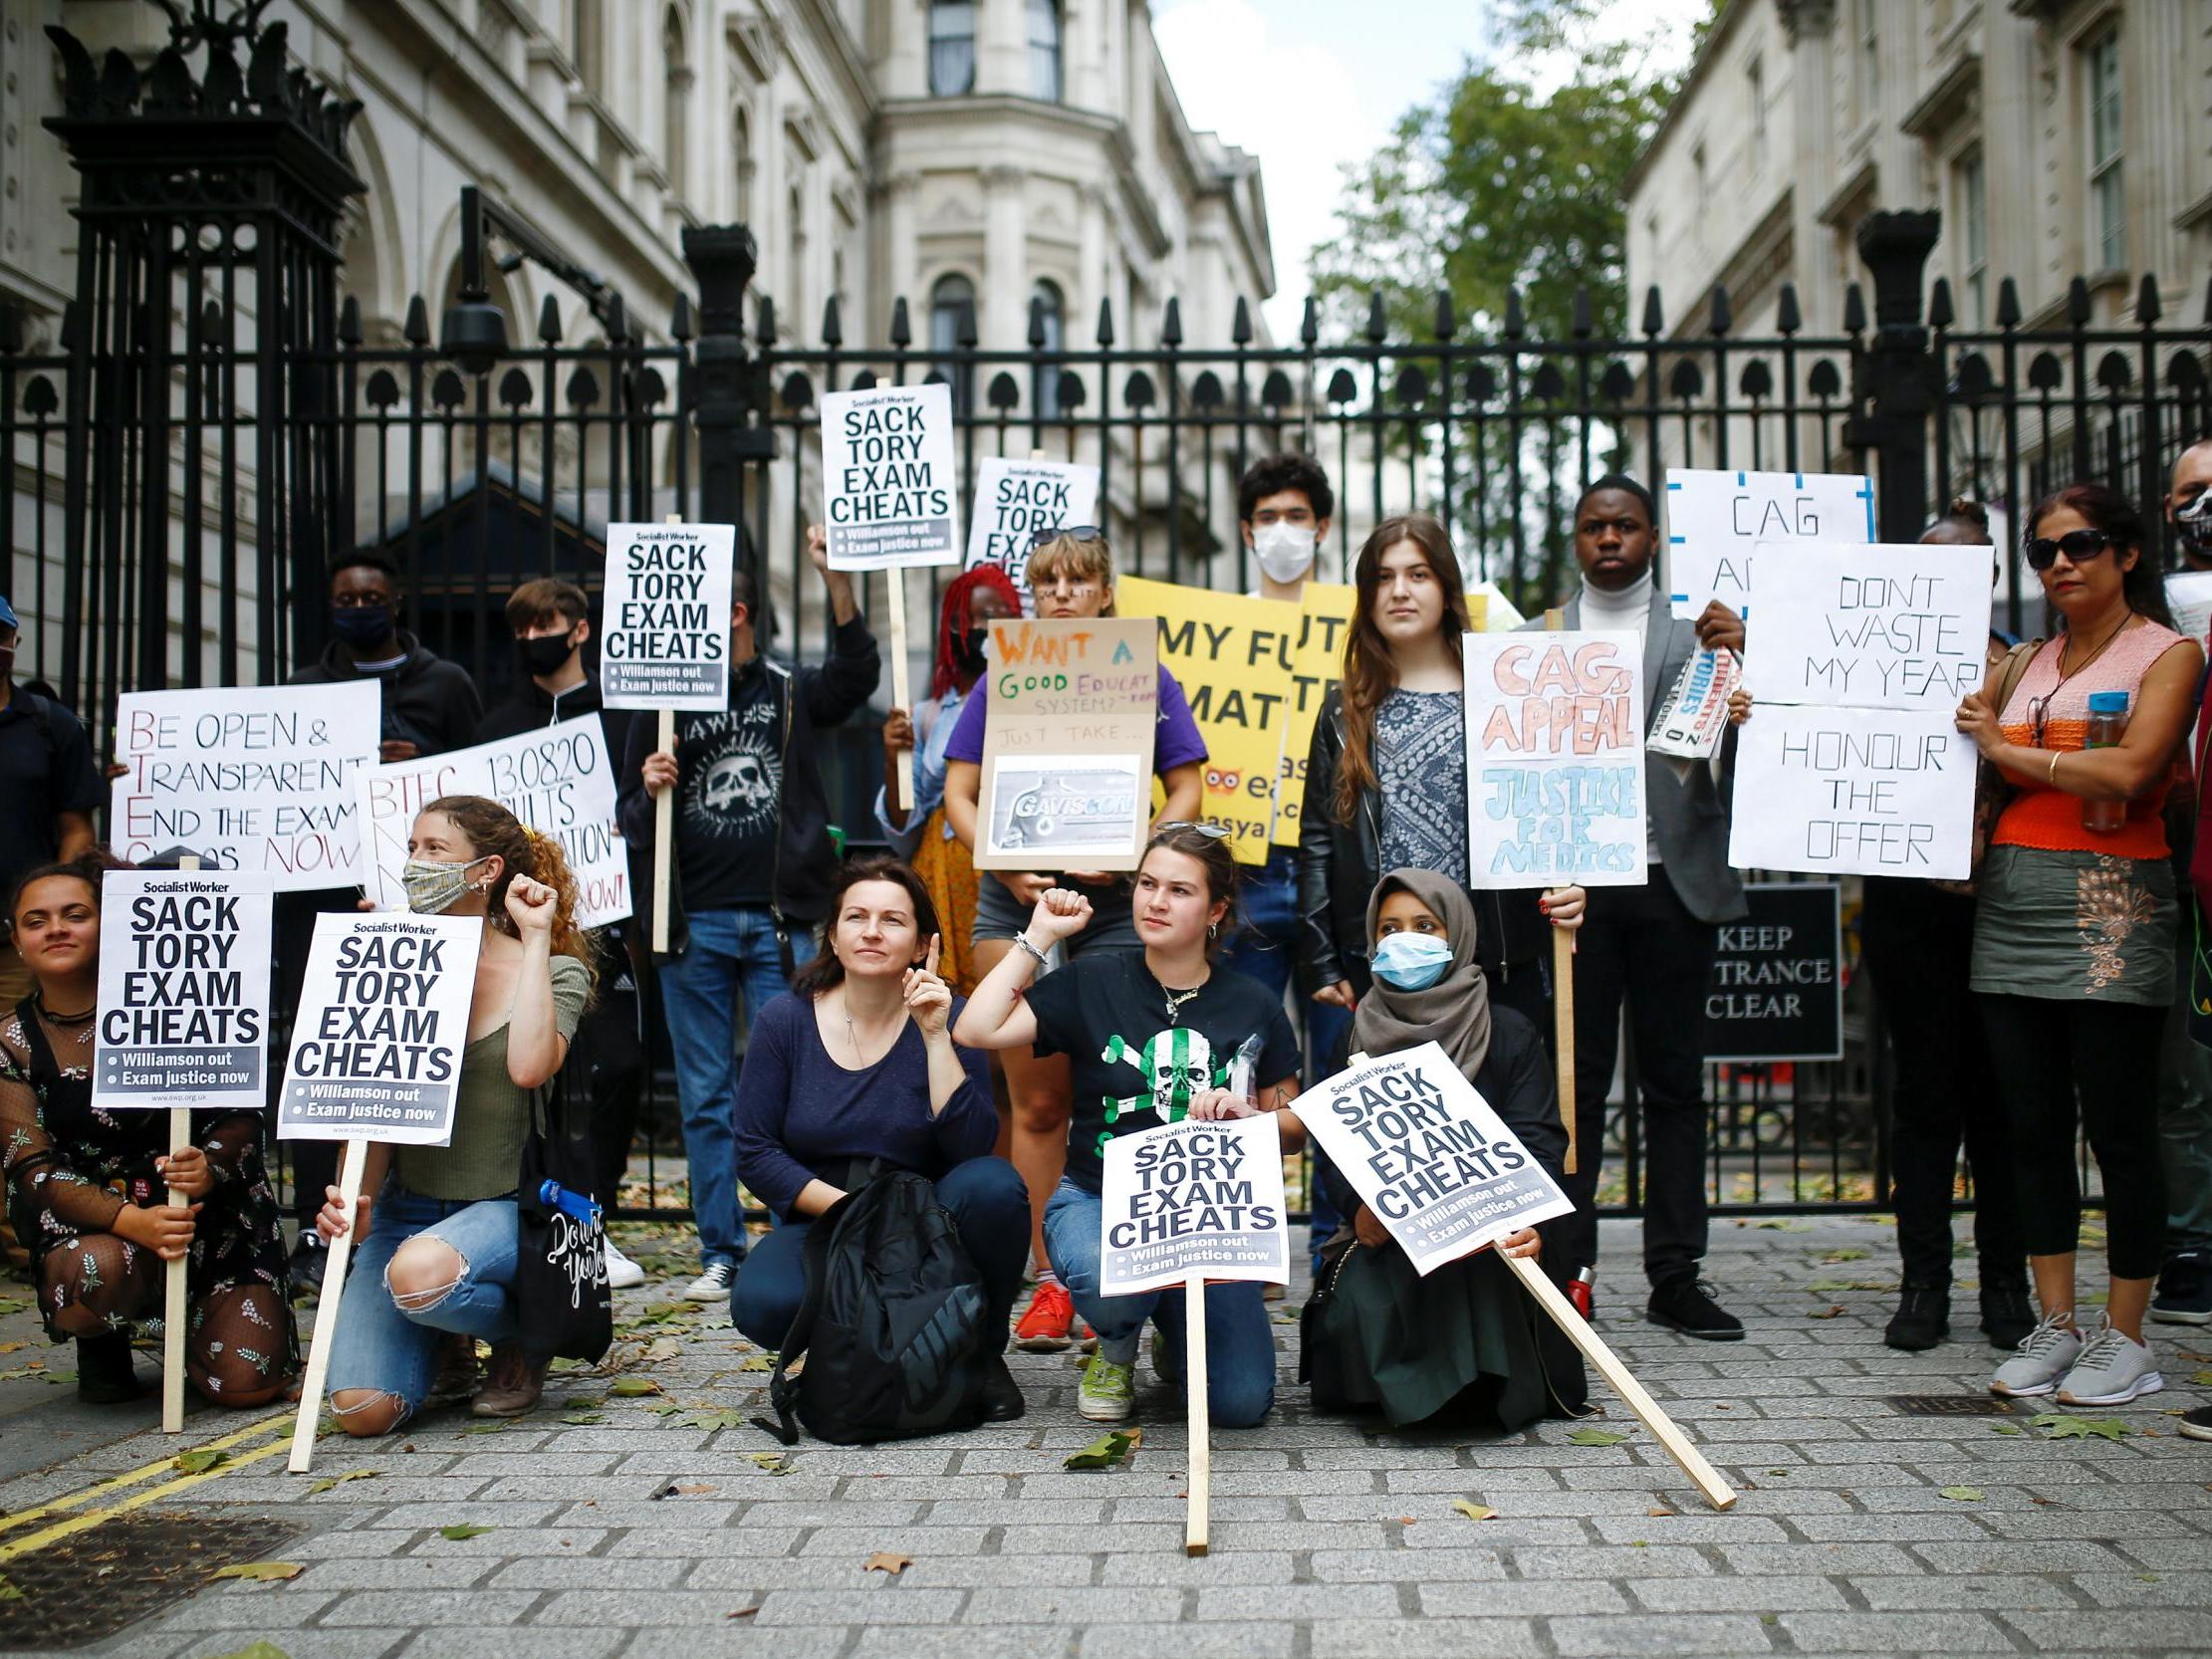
top-left (2, 440), bottom-right (2209, 1447)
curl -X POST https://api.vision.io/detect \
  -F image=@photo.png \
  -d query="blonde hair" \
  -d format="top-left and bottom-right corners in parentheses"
top-left (1026, 531), bottom-right (1115, 615)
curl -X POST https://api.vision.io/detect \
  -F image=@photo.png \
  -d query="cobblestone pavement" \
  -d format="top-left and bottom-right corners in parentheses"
top-left (1, 1213), bottom-right (2208, 1658)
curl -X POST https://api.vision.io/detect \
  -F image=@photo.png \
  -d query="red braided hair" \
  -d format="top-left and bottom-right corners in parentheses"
top-left (929, 563), bottom-right (1024, 699)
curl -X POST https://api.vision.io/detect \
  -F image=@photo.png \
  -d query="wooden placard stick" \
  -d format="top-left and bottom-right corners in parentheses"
top-left (1183, 1272), bottom-right (1210, 1556)
top-left (1502, 1251), bottom-right (1736, 1511)
top-left (650, 512), bottom-right (683, 954)
top-left (1543, 607), bottom-right (1580, 1176)
top-left (288, 1136), bottom-right (367, 1473)
top-left (159, 853), bottom-right (202, 1433)
top-left (887, 568), bottom-right (914, 811)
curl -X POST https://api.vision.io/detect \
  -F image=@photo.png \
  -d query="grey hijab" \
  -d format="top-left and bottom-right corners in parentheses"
top-left (1349, 866), bottom-right (1493, 1077)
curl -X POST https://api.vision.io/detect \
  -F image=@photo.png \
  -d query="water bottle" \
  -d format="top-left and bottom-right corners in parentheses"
top-left (537, 1179), bottom-right (603, 1228)
top-left (2081, 690), bottom-right (2129, 834)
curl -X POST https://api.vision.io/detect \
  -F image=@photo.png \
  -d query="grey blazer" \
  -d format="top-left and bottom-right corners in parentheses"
top-left (1516, 587), bottom-right (1748, 925)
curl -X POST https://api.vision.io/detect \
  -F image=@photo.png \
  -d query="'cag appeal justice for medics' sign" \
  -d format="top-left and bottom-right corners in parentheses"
top-left (601, 522), bottom-right (736, 711)
top-left (1100, 1113), bottom-right (1289, 1295)
top-left (1297, 1042), bottom-right (1574, 1277)
top-left (110, 682), bottom-right (379, 888)
top-left (92, 869), bottom-right (273, 1113)
top-left (822, 382), bottom-right (961, 571)
top-left (277, 912), bottom-right (483, 1147)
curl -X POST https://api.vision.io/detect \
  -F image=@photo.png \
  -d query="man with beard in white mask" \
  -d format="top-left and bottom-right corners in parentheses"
top-left (1231, 454), bottom-right (1353, 1274)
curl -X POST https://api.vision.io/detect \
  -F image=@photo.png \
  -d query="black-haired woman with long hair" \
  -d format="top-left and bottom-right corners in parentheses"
top-left (1959, 483), bottom-right (2201, 1407)
top-left (730, 856), bottom-right (1029, 1421)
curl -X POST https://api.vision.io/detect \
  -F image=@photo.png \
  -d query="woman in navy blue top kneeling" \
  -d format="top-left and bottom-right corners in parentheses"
top-left (731, 856), bottom-right (1030, 1420)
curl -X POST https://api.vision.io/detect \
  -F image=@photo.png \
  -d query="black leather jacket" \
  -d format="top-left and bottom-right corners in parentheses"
top-left (1295, 684), bottom-right (1546, 1004)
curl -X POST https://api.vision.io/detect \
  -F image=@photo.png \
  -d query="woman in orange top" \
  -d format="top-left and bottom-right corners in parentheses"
top-left (1958, 483), bottom-right (2203, 1409)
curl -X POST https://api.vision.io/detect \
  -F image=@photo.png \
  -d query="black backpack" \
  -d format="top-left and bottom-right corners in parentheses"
top-left (755, 1170), bottom-right (989, 1446)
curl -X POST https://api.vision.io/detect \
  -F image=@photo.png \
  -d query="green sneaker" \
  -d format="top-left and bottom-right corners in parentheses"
top-left (1077, 1353), bottom-right (1135, 1422)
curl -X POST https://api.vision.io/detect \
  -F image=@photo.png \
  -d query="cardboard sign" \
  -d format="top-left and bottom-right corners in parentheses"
top-left (1647, 645), bottom-right (1743, 763)
top-left (357, 717), bottom-right (629, 928)
top-left (822, 382), bottom-right (961, 571)
top-left (1664, 468), bottom-right (1875, 618)
top-left (92, 869), bottom-right (273, 1113)
top-left (1727, 705), bottom-right (1976, 879)
top-left (110, 683), bottom-right (379, 888)
top-left (1703, 882), bottom-right (1843, 1062)
top-left (1748, 544), bottom-right (1991, 712)
top-left (1116, 577), bottom-right (1301, 866)
top-left (1100, 1113), bottom-right (1289, 1295)
top-left (1297, 1042), bottom-right (1573, 1277)
top-left (2167, 571), bottom-right (2212, 645)
top-left (276, 912), bottom-right (483, 1146)
top-left (964, 456), bottom-right (1101, 601)
top-left (1462, 630), bottom-right (1647, 887)
top-left (601, 522), bottom-right (736, 711)
top-left (975, 617), bottom-right (1158, 872)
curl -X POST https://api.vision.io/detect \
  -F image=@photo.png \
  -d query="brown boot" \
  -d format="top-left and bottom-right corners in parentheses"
top-left (469, 1341), bottom-right (546, 1418)
top-left (426, 1333), bottom-right (479, 1408)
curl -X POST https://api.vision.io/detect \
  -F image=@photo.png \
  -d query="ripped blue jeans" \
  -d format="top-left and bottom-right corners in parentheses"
top-left (324, 1182), bottom-right (520, 1425)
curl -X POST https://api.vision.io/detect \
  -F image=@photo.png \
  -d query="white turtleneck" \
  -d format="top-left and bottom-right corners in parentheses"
top-left (1577, 562), bottom-right (1662, 865)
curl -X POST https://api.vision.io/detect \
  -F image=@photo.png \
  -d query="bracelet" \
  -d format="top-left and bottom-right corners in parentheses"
top-left (2048, 751), bottom-right (2062, 785)
top-left (1012, 932), bottom-right (1049, 969)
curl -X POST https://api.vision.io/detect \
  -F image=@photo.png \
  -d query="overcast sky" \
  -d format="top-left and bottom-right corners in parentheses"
top-left (1151, 0), bottom-right (1713, 340)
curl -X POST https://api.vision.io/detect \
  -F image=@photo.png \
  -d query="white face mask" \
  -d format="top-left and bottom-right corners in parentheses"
top-left (1251, 523), bottom-right (1318, 585)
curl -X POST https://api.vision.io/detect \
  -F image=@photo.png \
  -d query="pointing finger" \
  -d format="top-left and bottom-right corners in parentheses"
top-left (925, 934), bottom-right (941, 977)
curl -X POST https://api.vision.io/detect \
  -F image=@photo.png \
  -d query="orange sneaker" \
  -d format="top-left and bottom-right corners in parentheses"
top-left (1013, 1281), bottom-right (1076, 1351)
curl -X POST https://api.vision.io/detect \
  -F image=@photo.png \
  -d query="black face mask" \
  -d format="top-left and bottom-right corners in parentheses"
top-left (331, 604), bottom-right (394, 649)
top-left (951, 626), bottom-right (988, 677)
top-left (517, 632), bottom-right (576, 677)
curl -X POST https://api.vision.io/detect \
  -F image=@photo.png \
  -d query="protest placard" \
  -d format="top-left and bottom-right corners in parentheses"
top-left (1748, 544), bottom-right (1991, 711)
top-left (1100, 1113), bottom-right (1287, 1295)
top-left (964, 455), bottom-right (1100, 598)
top-left (1664, 467), bottom-right (1875, 618)
top-left (277, 911), bottom-right (483, 1147)
top-left (1647, 644), bottom-right (1743, 764)
top-left (1116, 577), bottom-right (1300, 865)
top-left (1726, 705), bottom-right (1976, 879)
top-left (92, 869), bottom-right (272, 1114)
top-left (1703, 883), bottom-right (1843, 1062)
top-left (110, 683), bottom-right (378, 887)
top-left (356, 717), bottom-right (629, 928)
top-left (1461, 630), bottom-right (1647, 888)
top-left (600, 521), bottom-right (736, 712)
top-left (1296, 1042), bottom-right (1574, 1277)
top-left (821, 382), bottom-right (961, 571)
top-left (2167, 570), bottom-right (2212, 645)
top-left (974, 617), bottom-right (1158, 872)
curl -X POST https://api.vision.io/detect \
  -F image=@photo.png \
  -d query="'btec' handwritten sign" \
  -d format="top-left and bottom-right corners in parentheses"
top-left (1665, 468), bottom-right (1874, 618)
top-left (601, 522), bottom-right (736, 711)
top-left (964, 456), bottom-right (1100, 602)
top-left (822, 382), bottom-right (960, 571)
top-left (1750, 544), bottom-right (1991, 712)
top-left (1297, 1042), bottom-right (1573, 1278)
top-left (1101, 1113), bottom-right (1288, 1295)
top-left (1462, 630), bottom-right (1647, 888)
top-left (93, 869), bottom-right (273, 1113)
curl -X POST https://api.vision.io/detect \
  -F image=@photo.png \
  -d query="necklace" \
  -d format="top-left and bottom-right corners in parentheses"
top-left (1156, 971), bottom-right (1208, 1026)
top-left (36, 995), bottom-right (96, 1048)
top-left (2058, 610), bottom-right (2132, 680)
top-left (837, 989), bottom-right (901, 1060)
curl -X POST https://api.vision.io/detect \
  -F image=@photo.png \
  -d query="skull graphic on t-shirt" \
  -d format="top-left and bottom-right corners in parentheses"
top-left (1099, 1028), bottom-right (1224, 1154)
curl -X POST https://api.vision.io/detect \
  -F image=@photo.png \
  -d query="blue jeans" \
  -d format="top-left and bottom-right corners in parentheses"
top-left (729, 1158), bottom-right (1032, 1353)
top-left (659, 906), bottom-right (818, 1269)
top-left (1042, 1179), bottom-right (1276, 1428)
top-left (326, 1184), bottom-right (520, 1423)
top-left (1223, 846), bottom-right (1350, 1271)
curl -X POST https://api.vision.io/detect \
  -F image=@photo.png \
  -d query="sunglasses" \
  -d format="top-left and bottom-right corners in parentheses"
top-left (1157, 821), bottom-right (1231, 840)
top-left (2025, 528), bottom-right (2115, 572)
top-left (1026, 524), bottom-right (1106, 551)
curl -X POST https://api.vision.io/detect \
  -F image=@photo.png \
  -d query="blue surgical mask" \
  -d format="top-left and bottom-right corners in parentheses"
top-left (1370, 930), bottom-right (1452, 991)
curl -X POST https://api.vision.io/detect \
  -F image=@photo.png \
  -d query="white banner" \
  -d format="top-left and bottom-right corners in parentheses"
top-left (356, 717), bottom-right (629, 929)
top-left (92, 870), bottom-right (273, 1113)
top-left (110, 682), bottom-right (379, 889)
top-left (822, 382), bottom-right (961, 571)
top-left (601, 522), bottom-right (736, 712)
top-left (1462, 630), bottom-right (1647, 888)
top-left (1664, 467), bottom-right (1875, 618)
top-left (277, 912), bottom-right (483, 1146)
top-left (1747, 544), bottom-right (1991, 712)
top-left (963, 456), bottom-right (1101, 603)
top-left (1295, 1042), bottom-right (1573, 1278)
top-left (1726, 705), bottom-right (1976, 880)
top-left (2167, 571), bottom-right (2212, 645)
top-left (1100, 1113), bottom-right (1289, 1295)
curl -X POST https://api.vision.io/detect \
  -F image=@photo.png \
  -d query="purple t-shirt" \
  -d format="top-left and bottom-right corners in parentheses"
top-left (943, 663), bottom-right (1208, 773)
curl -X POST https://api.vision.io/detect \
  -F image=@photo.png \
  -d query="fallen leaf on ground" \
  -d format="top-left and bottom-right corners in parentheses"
top-left (1937, 1486), bottom-right (1984, 1502)
top-left (1766, 1469), bottom-right (1791, 1477)
top-left (1991, 1423), bottom-right (2023, 1436)
top-left (1647, 1508), bottom-right (1675, 1518)
top-left (670, 1483), bottom-right (714, 1496)
top-left (644, 1401), bottom-right (688, 1417)
top-left (461, 1420), bottom-right (510, 1435)
top-left (737, 1355), bottom-right (776, 1373)
top-left (1450, 1501), bottom-right (1496, 1522)
top-left (750, 1453), bottom-right (792, 1476)
top-left (561, 1411), bottom-right (606, 1426)
top-left (640, 1337), bottom-right (683, 1363)
top-left (1566, 1427), bottom-right (1628, 1447)
top-left (2032, 1413), bottom-right (2131, 1441)
top-left (0, 1575), bottom-right (20, 1602)
top-left (1819, 1249), bottom-right (1870, 1263)
top-left (0, 1298), bottom-right (24, 1316)
top-left (1808, 1305), bottom-right (1847, 1319)
top-left (608, 1376), bottom-right (662, 1397)
top-left (677, 1407), bottom-right (747, 1431)
top-left (210, 1561), bottom-right (304, 1583)
top-left (307, 1470), bottom-right (379, 1495)
top-left (727, 1606), bottom-right (760, 1619)
top-left (1063, 1427), bottom-right (1142, 1470)
top-left (174, 1449), bottom-right (229, 1475)
top-left (1755, 1220), bottom-right (1809, 1231)
top-left (864, 1551), bottom-right (912, 1576)
top-left (0, 1342), bottom-right (23, 1355)
top-left (438, 1524), bottom-right (496, 1540)
top-left (204, 1645), bottom-right (291, 1659)
top-left (2192, 1370), bottom-right (2212, 1386)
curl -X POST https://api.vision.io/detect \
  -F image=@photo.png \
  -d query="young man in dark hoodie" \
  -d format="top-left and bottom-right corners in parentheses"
top-left (476, 578), bottom-right (647, 1290)
top-left (280, 552), bottom-right (483, 1293)
top-left (619, 527), bottom-right (879, 1301)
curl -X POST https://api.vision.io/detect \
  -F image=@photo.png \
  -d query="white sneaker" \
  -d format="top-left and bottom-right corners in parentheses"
top-left (1990, 1310), bottom-right (2084, 1397)
top-left (2056, 1312), bottom-right (2163, 1406)
top-left (603, 1240), bottom-right (645, 1291)
top-left (681, 1261), bottom-right (737, 1303)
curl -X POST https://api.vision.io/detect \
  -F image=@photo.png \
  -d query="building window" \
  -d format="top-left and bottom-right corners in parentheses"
top-left (1028, 0), bottom-right (1064, 102)
top-left (733, 106), bottom-right (753, 222)
top-left (2086, 29), bottom-right (2124, 272)
top-left (1956, 150), bottom-right (1988, 329)
top-left (930, 273), bottom-right (975, 410)
top-left (662, 7), bottom-right (690, 200)
top-left (929, 1), bottom-right (976, 97)
top-left (572, 0), bottom-right (603, 88)
top-left (1855, 0), bottom-right (1878, 111)
top-left (1692, 141), bottom-right (1708, 212)
top-left (1747, 56), bottom-right (1764, 147)
top-left (1031, 280), bottom-right (1065, 419)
